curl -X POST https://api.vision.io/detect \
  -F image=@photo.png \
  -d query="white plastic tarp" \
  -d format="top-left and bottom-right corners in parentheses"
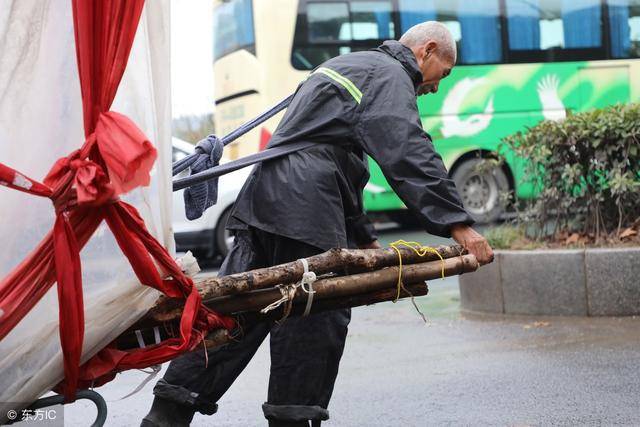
top-left (0, 0), bottom-right (172, 410)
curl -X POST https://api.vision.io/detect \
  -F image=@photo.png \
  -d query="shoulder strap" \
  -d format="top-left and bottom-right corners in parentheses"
top-left (173, 140), bottom-right (316, 191)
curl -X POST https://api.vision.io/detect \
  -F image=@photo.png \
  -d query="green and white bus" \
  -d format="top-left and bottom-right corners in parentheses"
top-left (213, 0), bottom-right (640, 222)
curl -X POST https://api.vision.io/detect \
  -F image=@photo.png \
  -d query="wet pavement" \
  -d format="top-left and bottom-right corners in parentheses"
top-left (64, 227), bottom-right (640, 426)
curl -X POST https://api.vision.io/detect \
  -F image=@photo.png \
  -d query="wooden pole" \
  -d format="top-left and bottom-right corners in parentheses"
top-left (147, 244), bottom-right (466, 318)
top-left (128, 254), bottom-right (475, 332)
top-left (202, 281), bottom-right (432, 349)
top-left (191, 254), bottom-right (476, 320)
top-left (117, 281), bottom-right (430, 351)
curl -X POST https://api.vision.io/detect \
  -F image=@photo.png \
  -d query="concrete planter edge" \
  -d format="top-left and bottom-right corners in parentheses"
top-left (459, 246), bottom-right (640, 316)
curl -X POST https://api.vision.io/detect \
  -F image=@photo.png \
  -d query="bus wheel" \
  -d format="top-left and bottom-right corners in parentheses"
top-left (451, 158), bottom-right (509, 224)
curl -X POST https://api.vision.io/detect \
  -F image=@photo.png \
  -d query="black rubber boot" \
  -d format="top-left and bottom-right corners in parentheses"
top-left (140, 396), bottom-right (196, 427)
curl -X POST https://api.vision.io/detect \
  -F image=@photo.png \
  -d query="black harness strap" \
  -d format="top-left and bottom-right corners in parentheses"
top-left (172, 140), bottom-right (316, 192)
top-left (172, 94), bottom-right (294, 178)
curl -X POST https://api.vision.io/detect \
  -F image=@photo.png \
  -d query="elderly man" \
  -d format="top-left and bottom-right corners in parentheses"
top-left (142, 21), bottom-right (493, 427)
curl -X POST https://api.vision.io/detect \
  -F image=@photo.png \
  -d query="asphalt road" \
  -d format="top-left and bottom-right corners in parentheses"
top-left (63, 226), bottom-right (640, 426)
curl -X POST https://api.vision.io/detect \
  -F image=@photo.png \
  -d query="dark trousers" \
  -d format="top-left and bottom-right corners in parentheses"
top-left (150, 228), bottom-right (351, 426)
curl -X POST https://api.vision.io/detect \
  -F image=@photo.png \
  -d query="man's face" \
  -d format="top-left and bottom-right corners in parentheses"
top-left (415, 41), bottom-right (454, 96)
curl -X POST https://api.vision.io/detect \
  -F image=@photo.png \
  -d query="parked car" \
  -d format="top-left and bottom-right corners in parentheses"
top-left (172, 137), bottom-right (251, 262)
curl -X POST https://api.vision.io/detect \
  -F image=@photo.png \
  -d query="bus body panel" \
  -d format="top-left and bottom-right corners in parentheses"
top-left (213, 0), bottom-right (640, 214)
top-left (214, 0), bottom-right (301, 159)
top-left (366, 58), bottom-right (636, 209)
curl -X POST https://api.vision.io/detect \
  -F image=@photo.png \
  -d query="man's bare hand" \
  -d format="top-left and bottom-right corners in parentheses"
top-left (450, 224), bottom-right (494, 265)
top-left (358, 239), bottom-right (382, 249)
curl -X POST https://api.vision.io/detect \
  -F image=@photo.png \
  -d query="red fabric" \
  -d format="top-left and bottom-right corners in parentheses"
top-left (53, 212), bottom-right (84, 397)
top-left (71, 0), bottom-right (146, 135)
top-left (0, 0), bottom-right (234, 402)
top-left (0, 163), bottom-right (53, 197)
top-left (95, 112), bottom-right (157, 195)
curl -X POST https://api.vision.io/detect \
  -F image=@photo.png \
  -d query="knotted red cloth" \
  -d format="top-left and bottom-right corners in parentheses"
top-left (0, 0), bottom-right (234, 402)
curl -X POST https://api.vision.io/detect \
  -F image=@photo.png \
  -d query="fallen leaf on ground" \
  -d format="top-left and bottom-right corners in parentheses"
top-left (620, 228), bottom-right (638, 239)
top-left (565, 233), bottom-right (580, 244)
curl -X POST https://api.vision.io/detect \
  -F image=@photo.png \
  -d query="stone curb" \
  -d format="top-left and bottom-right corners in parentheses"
top-left (459, 247), bottom-right (640, 316)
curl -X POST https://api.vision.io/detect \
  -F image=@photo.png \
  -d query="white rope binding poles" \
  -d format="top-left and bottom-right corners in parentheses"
top-left (260, 258), bottom-right (317, 321)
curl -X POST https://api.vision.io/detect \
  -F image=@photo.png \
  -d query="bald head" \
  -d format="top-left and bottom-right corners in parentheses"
top-left (399, 21), bottom-right (457, 64)
top-left (398, 21), bottom-right (457, 95)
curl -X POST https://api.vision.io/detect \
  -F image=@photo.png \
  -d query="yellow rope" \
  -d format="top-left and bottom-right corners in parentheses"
top-left (388, 240), bottom-right (446, 302)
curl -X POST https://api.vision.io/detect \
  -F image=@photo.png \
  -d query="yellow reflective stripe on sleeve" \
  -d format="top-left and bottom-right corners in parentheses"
top-left (313, 67), bottom-right (363, 104)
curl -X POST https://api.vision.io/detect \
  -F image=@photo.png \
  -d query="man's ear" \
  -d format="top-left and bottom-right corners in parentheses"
top-left (424, 40), bottom-right (438, 58)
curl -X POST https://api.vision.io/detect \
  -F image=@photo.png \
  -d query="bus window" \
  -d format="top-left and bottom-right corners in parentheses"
top-left (350, 1), bottom-right (395, 40)
top-left (307, 1), bottom-right (394, 41)
top-left (562, 0), bottom-right (602, 48)
top-left (505, 0), bottom-right (606, 62)
top-left (608, 0), bottom-right (640, 58)
top-left (292, 0), bottom-right (394, 70)
top-left (505, 0), bottom-right (562, 50)
top-left (399, 0), bottom-right (502, 65)
top-left (398, 0), bottom-right (435, 30)
top-left (458, 1), bottom-right (503, 64)
top-left (214, 0), bottom-right (255, 60)
top-left (307, 2), bottom-right (350, 42)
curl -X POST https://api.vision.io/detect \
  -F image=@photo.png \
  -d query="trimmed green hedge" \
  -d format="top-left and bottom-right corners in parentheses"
top-left (501, 103), bottom-right (640, 242)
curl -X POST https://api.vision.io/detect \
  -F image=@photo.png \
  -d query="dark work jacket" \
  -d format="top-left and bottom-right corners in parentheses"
top-left (228, 40), bottom-right (474, 251)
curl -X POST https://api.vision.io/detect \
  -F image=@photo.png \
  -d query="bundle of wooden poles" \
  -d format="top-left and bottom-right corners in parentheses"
top-left (116, 244), bottom-right (478, 351)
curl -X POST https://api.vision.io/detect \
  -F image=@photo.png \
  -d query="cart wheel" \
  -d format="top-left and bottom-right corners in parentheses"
top-left (27, 389), bottom-right (107, 427)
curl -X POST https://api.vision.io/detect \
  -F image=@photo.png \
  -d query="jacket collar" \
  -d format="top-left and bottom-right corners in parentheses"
top-left (375, 40), bottom-right (423, 90)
